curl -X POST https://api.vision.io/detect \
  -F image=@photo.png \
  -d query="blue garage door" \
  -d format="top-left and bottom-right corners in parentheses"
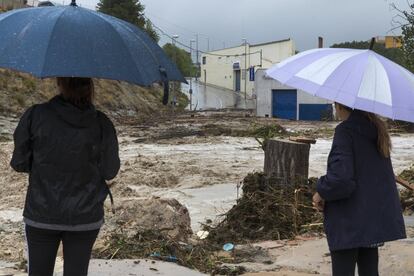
top-left (272, 90), bottom-right (297, 120)
top-left (299, 104), bottom-right (333, 121)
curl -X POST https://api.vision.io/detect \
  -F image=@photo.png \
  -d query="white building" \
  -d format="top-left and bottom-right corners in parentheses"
top-left (199, 39), bottom-right (295, 98)
top-left (255, 69), bottom-right (332, 120)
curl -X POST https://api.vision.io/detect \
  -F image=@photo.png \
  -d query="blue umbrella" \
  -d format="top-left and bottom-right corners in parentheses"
top-left (0, 1), bottom-right (186, 104)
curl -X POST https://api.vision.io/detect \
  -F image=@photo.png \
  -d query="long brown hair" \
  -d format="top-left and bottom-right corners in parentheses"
top-left (338, 103), bottom-right (392, 158)
top-left (57, 77), bottom-right (94, 109)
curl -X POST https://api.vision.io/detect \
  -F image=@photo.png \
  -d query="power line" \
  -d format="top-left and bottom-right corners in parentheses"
top-left (145, 16), bottom-right (262, 58)
top-left (145, 12), bottom-right (211, 38)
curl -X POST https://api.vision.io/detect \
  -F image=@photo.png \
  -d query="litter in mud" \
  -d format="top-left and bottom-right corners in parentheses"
top-left (93, 228), bottom-right (239, 274)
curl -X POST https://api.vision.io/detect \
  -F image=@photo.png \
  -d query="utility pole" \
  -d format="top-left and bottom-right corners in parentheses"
top-left (242, 38), bottom-right (247, 102)
top-left (190, 39), bottom-right (196, 111)
top-left (260, 49), bottom-right (263, 67)
top-left (172, 35), bottom-right (179, 111)
top-left (196, 34), bottom-right (199, 82)
top-left (207, 38), bottom-right (210, 52)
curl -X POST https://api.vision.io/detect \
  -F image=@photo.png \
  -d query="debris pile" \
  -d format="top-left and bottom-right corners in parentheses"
top-left (204, 173), bottom-right (322, 244)
top-left (104, 197), bottom-right (193, 242)
top-left (399, 166), bottom-right (414, 215)
top-left (201, 123), bottom-right (287, 139)
top-left (94, 227), bottom-right (253, 275)
top-left (388, 120), bottom-right (414, 133)
top-left (94, 198), bottom-right (227, 273)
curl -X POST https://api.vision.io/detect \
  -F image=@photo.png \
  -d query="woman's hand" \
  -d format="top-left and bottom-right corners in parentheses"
top-left (312, 192), bottom-right (325, 212)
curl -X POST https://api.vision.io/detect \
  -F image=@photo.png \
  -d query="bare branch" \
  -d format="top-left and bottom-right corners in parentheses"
top-left (388, 24), bottom-right (409, 34)
top-left (406, 0), bottom-right (414, 12)
top-left (393, 14), bottom-right (408, 22)
top-left (390, 2), bottom-right (405, 14)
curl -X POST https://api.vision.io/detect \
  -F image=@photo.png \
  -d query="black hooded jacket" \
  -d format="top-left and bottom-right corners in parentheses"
top-left (11, 95), bottom-right (120, 225)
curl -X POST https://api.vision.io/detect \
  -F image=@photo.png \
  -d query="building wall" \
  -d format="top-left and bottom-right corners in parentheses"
top-left (200, 39), bottom-right (295, 97)
top-left (199, 45), bottom-right (245, 92)
top-left (375, 36), bottom-right (402, 49)
top-left (0, 0), bottom-right (25, 10)
top-left (255, 69), bottom-right (331, 119)
top-left (385, 36), bottom-right (402, 49)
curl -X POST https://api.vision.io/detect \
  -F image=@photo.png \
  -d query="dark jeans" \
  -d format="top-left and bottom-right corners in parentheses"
top-left (25, 225), bottom-right (99, 276)
top-left (331, 247), bottom-right (379, 276)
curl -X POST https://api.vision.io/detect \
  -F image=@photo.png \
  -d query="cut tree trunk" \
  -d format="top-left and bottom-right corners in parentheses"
top-left (264, 139), bottom-right (311, 186)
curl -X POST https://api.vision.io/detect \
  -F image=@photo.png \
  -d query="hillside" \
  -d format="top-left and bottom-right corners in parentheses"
top-left (0, 69), bottom-right (188, 120)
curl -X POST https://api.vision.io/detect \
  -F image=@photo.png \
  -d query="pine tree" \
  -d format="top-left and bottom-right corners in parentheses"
top-left (97, 0), bottom-right (159, 42)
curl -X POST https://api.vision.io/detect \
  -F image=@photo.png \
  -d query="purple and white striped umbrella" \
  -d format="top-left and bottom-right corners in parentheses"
top-left (266, 48), bottom-right (414, 123)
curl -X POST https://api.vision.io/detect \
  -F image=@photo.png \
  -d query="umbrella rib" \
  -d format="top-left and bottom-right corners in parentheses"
top-left (40, 8), bottom-right (67, 76)
top-left (349, 57), bottom-right (369, 110)
top-left (322, 51), bottom-right (364, 104)
top-left (311, 50), bottom-right (368, 111)
top-left (373, 55), bottom-right (378, 115)
top-left (378, 55), bottom-right (400, 120)
top-left (90, 12), bottom-right (157, 85)
top-left (0, 9), bottom-right (40, 67)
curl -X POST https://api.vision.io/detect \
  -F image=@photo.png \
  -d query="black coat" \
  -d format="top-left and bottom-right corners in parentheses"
top-left (11, 96), bottom-right (120, 225)
top-left (317, 111), bottom-right (406, 251)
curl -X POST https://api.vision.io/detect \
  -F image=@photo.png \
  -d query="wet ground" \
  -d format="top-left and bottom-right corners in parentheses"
top-left (181, 79), bottom-right (255, 110)
top-left (117, 134), bottom-right (414, 232)
top-left (1, 111), bottom-right (413, 275)
top-left (0, 259), bottom-right (207, 276)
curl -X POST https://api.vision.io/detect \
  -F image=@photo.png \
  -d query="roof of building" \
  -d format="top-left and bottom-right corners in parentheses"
top-left (250, 38), bottom-right (291, 48)
top-left (206, 38), bottom-right (292, 54)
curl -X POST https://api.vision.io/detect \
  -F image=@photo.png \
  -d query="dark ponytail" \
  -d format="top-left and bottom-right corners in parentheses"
top-left (363, 112), bottom-right (392, 158)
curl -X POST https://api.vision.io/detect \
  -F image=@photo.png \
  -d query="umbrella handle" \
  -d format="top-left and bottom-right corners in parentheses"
top-left (159, 67), bottom-right (169, 106)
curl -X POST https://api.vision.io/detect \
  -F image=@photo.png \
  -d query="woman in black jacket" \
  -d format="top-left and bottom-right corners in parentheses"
top-left (313, 103), bottom-right (406, 276)
top-left (11, 77), bottom-right (120, 276)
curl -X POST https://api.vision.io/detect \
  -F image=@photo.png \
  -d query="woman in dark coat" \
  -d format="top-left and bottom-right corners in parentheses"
top-left (11, 77), bottom-right (120, 276)
top-left (313, 102), bottom-right (406, 276)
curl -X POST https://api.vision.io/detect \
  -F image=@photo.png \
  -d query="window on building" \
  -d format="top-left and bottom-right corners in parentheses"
top-left (202, 56), bottom-right (206, 65)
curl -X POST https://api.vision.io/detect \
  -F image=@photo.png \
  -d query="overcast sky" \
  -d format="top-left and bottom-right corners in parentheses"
top-left (81, 0), bottom-right (410, 52)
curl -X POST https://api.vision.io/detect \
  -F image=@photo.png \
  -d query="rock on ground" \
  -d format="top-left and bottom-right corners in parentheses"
top-left (102, 197), bottom-right (193, 242)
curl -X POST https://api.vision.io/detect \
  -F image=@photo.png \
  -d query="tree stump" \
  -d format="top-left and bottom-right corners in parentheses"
top-left (264, 139), bottom-right (311, 186)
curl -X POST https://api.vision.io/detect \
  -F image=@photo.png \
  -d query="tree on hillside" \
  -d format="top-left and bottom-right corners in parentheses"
top-left (163, 43), bottom-right (197, 77)
top-left (97, 0), bottom-right (159, 42)
top-left (390, 2), bottom-right (414, 72)
top-left (331, 40), bottom-right (407, 68)
top-left (389, 2), bottom-right (414, 129)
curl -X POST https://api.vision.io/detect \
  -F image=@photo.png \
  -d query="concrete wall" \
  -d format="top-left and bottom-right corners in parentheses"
top-left (255, 69), bottom-right (331, 119)
top-left (200, 39), bottom-right (295, 98)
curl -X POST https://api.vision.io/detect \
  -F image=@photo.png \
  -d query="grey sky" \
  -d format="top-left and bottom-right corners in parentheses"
top-left (81, 0), bottom-right (410, 52)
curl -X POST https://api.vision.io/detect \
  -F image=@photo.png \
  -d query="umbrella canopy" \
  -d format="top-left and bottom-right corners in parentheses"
top-left (0, 5), bottom-right (185, 89)
top-left (266, 48), bottom-right (414, 123)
